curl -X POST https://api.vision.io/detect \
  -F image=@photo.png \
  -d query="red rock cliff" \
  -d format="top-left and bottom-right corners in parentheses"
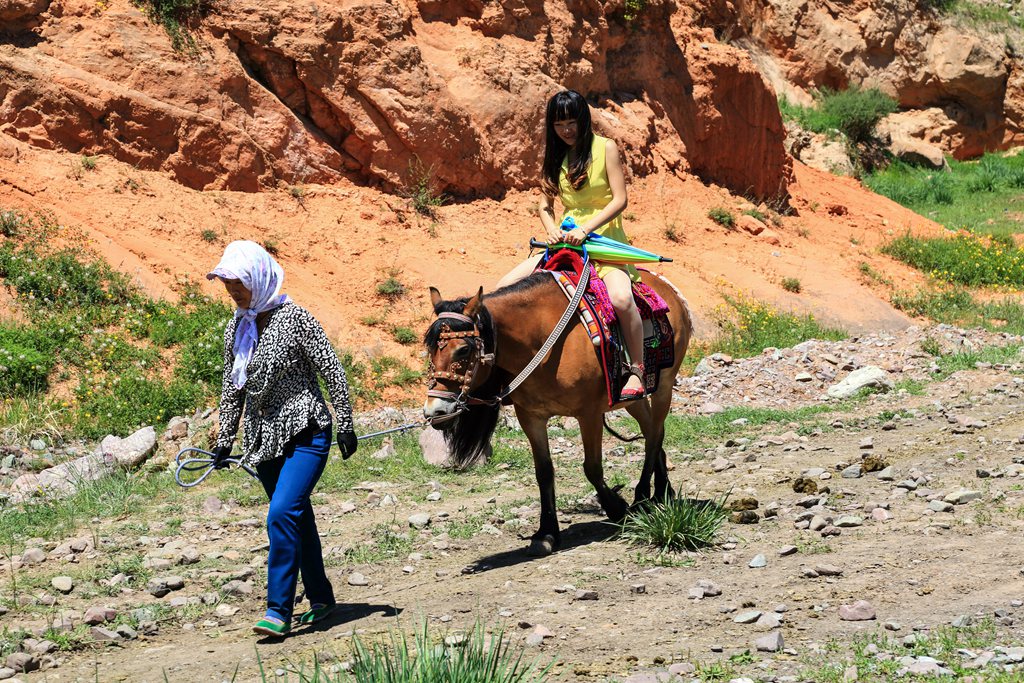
top-left (0, 0), bottom-right (792, 198)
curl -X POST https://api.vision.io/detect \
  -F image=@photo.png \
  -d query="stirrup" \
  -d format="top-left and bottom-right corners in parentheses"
top-left (619, 363), bottom-right (646, 401)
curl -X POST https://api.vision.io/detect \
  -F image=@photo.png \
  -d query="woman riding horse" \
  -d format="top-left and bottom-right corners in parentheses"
top-left (498, 89), bottom-right (647, 401)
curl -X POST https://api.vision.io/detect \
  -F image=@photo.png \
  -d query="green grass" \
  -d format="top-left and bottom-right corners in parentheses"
top-left (342, 523), bottom-right (415, 566)
top-left (0, 469), bottom-right (182, 552)
top-left (866, 153), bottom-right (1024, 237)
top-left (684, 293), bottom-right (846, 373)
top-left (660, 404), bottom-right (834, 452)
top-left (882, 232), bottom-right (1024, 286)
top-left (707, 207), bottom-right (735, 228)
top-left (891, 286), bottom-right (1024, 333)
top-left (925, 0), bottom-right (1024, 30)
top-left (933, 343), bottom-right (1024, 379)
top-left (0, 213), bottom-right (231, 439)
top-left (620, 492), bottom-right (729, 553)
top-left (779, 87), bottom-right (897, 144)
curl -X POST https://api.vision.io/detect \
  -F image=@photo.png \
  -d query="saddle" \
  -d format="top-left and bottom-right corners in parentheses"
top-left (538, 248), bottom-right (675, 405)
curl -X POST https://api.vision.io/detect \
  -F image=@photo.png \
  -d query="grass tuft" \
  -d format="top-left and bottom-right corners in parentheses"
top-left (340, 620), bottom-right (554, 683)
top-left (402, 158), bottom-right (446, 219)
top-left (376, 269), bottom-right (407, 300)
top-left (620, 492), bottom-right (729, 553)
top-left (708, 207), bottom-right (735, 229)
top-left (781, 277), bottom-right (802, 293)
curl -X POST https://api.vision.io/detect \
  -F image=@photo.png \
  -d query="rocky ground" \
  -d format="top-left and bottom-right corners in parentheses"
top-left (2, 326), bottom-right (1024, 682)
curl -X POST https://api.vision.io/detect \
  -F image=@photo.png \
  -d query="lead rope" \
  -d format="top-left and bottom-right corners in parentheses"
top-left (493, 252), bottom-right (591, 402)
top-left (174, 422), bottom-right (428, 487)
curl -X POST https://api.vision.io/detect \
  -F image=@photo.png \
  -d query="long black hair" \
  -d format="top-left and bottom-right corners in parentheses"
top-left (542, 90), bottom-right (594, 195)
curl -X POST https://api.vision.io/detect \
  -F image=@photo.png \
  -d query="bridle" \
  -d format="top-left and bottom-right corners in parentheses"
top-left (426, 312), bottom-right (499, 419)
top-left (425, 250), bottom-right (592, 424)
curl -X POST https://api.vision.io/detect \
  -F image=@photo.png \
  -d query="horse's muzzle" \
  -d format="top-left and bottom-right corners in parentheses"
top-left (423, 397), bottom-right (460, 428)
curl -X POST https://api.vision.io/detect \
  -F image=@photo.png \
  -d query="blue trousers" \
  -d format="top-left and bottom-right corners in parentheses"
top-left (256, 426), bottom-right (334, 622)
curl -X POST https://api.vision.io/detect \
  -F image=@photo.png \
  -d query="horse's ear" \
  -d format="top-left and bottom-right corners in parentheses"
top-left (429, 287), bottom-right (443, 313)
top-left (463, 286), bottom-right (484, 318)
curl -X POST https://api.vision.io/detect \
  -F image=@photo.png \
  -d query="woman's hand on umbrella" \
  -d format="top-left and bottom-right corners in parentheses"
top-left (546, 226), bottom-right (564, 243)
top-left (562, 227), bottom-right (588, 246)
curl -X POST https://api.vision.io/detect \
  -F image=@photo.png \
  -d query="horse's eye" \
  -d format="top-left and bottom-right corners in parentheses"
top-left (453, 345), bottom-right (471, 359)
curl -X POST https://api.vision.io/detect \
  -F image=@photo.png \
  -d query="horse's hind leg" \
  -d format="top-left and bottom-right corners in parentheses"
top-left (516, 407), bottom-right (561, 556)
top-left (625, 385), bottom-right (675, 505)
top-left (579, 413), bottom-right (629, 522)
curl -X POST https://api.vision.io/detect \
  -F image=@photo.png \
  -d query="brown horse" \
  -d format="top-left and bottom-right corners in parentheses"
top-left (423, 268), bottom-right (692, 556)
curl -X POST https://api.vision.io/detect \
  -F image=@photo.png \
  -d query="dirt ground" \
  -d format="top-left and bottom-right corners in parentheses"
top-left (4, 351), bottom-right (1024, 682)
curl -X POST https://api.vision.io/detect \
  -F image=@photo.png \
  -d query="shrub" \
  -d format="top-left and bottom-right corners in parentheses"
top-left (0, 328), bottom-right (54, 396)
top-left (817, 86), bottom-right (897, 144)
top-left (743, 208), bottom-right (767, 222)
top-left (132, 0), bottom-right (204, 52)
top-left (620, 492), bottom-right (729, 552)
top-left (74, 372), bottom-right (205, 438)
top-left (402, 158), bottom-right (445, 219)
top-left (376, 269), bottom-right (406, 300)
top-left (80, 156), bottom-right (97, 171)
top-left (779, 87), bottom-right (897, 145)
top-left (781, 277), bottom-right (802, 293)
top-left (0, 210), bottom-right (28, 238)
top-left (200, 229), bottom-right (218, 243)
top-left (624, 0), bottom-right (647, 21)
top-left (262, 238), bottom-right (279, 256)
top-left (708, 207), bottom-right (735, 228)
top-left (391, 326), bottom-right (417, 345)
top-left (664, 224), bottom-right (682, 242)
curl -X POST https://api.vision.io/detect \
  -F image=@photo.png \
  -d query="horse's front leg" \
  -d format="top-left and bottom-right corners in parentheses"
top-left (579, 413), bottom-right (629, 522)
top-left (516, 407), bottom-right (560, 556)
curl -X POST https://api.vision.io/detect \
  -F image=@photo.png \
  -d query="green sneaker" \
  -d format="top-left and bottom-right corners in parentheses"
top-left (252, 616), bottom-right (290, 638)
top-left (295, 603), bottom-right (336, 626)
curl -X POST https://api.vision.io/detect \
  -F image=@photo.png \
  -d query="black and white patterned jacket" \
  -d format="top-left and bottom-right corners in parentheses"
top-left (215, 302), bottom-right (354, 467)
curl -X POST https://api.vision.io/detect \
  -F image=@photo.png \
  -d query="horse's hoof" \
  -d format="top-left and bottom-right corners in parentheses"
top-left (606, 505), bottom-right (628, 524)
top-left (527, 535), bottom-right (557, 556)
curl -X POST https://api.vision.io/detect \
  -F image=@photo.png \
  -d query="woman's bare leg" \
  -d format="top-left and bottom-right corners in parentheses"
top-left (496, 254), bottom-right (544, 289)
top-left (603, 268), bottom-right (645, 394)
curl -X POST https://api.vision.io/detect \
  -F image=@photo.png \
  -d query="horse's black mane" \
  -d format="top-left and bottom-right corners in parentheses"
top-left (423, 276), bottom-right (552, 469)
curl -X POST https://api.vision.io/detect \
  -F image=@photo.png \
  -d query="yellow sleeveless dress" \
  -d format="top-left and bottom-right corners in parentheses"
top-left (560, 134), bottom-right (640, 283)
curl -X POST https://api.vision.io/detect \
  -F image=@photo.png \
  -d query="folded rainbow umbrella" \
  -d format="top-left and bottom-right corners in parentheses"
top-left (529, 217), bottom-right (673, 264)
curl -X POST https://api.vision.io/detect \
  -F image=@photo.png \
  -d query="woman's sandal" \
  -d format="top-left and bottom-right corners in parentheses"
top-left (619, 363), bottom-right (646, 402)
top-left (295, 603), bottom-right (336, 626)
top-left (253, 615), bottom-right (290, 638)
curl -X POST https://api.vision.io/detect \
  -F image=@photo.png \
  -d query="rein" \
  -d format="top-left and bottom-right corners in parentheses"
top-left (426, 252), bottom-right (592, 419)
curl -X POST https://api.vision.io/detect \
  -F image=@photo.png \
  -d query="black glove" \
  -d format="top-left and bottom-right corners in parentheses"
top-left (210, 445), bottom-right (233, 469)
top-left (337, 430), bottom-right (358, 460)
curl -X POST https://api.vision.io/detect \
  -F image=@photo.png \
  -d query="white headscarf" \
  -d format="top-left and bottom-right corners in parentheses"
top-left (206, 240), bottom-right (291, 389)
